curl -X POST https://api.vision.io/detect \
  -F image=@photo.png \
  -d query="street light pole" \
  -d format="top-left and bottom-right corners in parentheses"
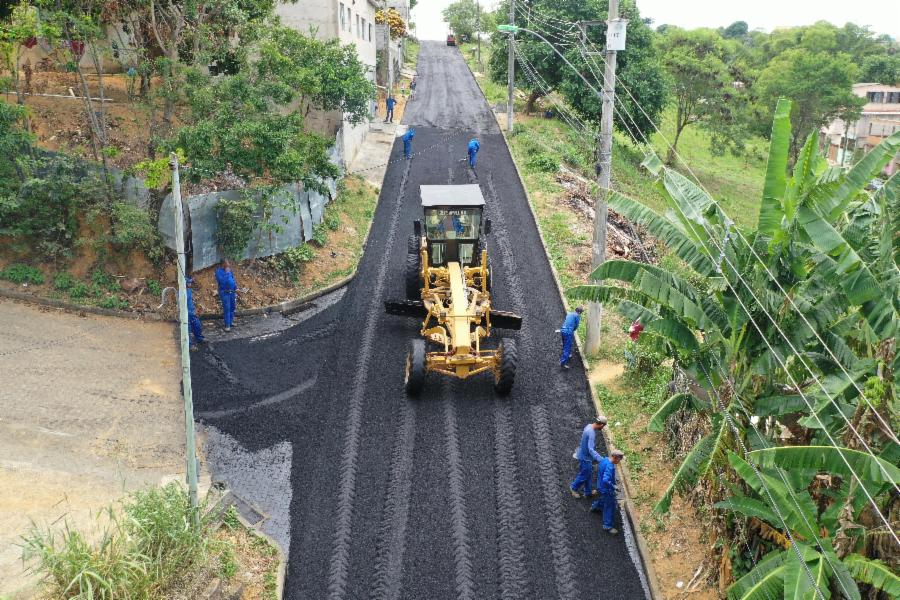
top-left (171, 153), bottom-right (200, 524)
top-left (584, 0), bottom-right (621, 356)
top-left (506, 0), bottom-right (514, 132)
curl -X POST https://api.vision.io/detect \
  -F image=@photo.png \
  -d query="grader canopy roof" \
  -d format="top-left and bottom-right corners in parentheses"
top-left (420, 185), bottom-right (486, 207)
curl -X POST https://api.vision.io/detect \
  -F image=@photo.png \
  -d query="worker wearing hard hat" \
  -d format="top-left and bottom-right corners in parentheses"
top-left (570, 415), bottom-right (608, 499)
top-left (591, 449), bottom-right (625, 534)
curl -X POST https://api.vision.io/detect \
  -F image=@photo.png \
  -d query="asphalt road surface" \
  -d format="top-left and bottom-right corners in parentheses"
top-left (192, 41), bottom-right (649, 600)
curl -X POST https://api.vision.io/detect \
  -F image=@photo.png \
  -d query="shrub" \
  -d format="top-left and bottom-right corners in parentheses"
top-left (20, 483), bottom-right (215, 598)
top-left (0, 264), bottom-right (44, 284)
top-left (217, 197), bottom-right (256, 261)
top-left (527, 152), bottom-right (560, 173)
top-left (53, 271), bottom-right (77, 291)
top-left (623, 340), bottom-right (665, 377)
top-left (98, 296), bottom-right (129, 310)
top-left (147, 279), bottom-right (162, 297)
top-left (91, 269), bottom-right (117, 290)
top-left (0, 155), bottom-right (106, 261)
top-left (109, 202), bottom-right (165, 264)
top-left (312, 222), bottom-right (328, 246)
top-left (324, 210), bottom-right (340, 231)
top-left (274, 244), bottom-right (315, 279)
top-left (69, 281), bottom-right (88, 299)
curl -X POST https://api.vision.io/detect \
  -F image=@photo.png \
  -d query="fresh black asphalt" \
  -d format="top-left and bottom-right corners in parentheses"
top-left (191, 41), bottom-right (649, 600)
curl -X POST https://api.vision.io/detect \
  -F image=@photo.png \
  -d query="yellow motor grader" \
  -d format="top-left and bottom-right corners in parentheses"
top-left (385, 185), bottom-right (522, 396)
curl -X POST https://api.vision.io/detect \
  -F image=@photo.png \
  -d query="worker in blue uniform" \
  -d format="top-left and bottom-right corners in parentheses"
top-left (215, 259), bottom-right (238, 331)
top-left (591, 449), bottom-right (625, 534)
top-left (385, 95), bottom-right (396, 123)
top-left (185, 277), bottom-right (204, 349)
top-left (467, 138), bottom-right (480, 168)
top-left (402, 128), bottom-right (416, 159)
top-left (569, 415), bottom-right (608, 498)
top-left (556, 305), bottom-right (583, 369)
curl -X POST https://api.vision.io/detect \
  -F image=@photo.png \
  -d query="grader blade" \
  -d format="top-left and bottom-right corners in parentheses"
top-left (384, 299), bottom-right (427, 318)
top-left (490, 310), bottom-right (523, 331)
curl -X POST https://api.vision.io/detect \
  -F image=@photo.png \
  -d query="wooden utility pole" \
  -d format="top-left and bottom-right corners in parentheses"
top-left (476, 0), bottom-right (481, 67)
top-left (171, 153), bottom-right (200, 524)
top-left (585, 0), bottom-right (624, 356)
top-left (506, 0), bottom-right (514, 132)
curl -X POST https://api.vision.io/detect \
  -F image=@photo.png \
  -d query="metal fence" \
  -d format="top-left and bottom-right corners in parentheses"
top-left (157, 179), bottom-right (337, 272)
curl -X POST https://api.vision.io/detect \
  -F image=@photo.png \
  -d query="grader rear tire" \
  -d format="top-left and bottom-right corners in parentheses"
top-left (494, 338), bottom-right (517, 396)
top-left (405, 249), bottom-right (421, 300)
top-left (405, 339), bottom-right (427, 396)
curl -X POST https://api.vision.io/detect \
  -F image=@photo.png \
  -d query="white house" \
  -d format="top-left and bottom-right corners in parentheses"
top-left (276, 0), bottom-right (379, 167)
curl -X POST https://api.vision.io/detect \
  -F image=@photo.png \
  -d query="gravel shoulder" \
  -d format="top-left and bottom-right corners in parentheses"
top-left (0, 298), bottom-right (195, 598)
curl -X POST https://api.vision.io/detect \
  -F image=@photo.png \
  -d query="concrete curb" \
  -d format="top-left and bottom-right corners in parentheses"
top-left (465, 58), bottom-right (662, 598)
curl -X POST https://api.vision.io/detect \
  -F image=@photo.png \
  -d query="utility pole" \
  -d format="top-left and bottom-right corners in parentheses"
top-left (171, 153), bottom-right (200, 524)
top-left (476, 0), bottom-right (481, 67)
top-left (584, 0), bottom-right (624, 356)
top-left (506, 0), bottom-right (514, 132)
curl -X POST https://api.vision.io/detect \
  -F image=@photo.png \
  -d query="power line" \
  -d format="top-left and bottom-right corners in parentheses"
top-left (510, 9), bottom-right (900, 541)
top-left (519, 8), bottom-right (900, 499)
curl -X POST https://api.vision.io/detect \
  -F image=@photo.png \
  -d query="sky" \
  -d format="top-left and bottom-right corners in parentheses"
top-left (411, 0), bottom-right (900, 41)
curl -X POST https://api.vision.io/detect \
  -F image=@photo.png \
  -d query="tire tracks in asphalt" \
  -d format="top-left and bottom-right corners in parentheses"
top-left (484, 171), bottom-right (579, 600)
top-left (442, 382), bottom-right (476, 600)
top-left (368, 398), bottom-right (417, 600)
top-left (492, 400), bottom-right (529, 600)
top-left (325, 157), bottom-right (412, 600)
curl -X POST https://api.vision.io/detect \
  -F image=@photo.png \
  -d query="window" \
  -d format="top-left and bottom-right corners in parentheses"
top-left (355, 14), bottom-right (360, 37)
top-left (347, 7), bottom-right (351, 30)
top-left (361, 18), bottom-right (366, 39)
top-left (369, 24), bottom-right (373, 41)
top-left (339, 3), bottom-right (345, 30)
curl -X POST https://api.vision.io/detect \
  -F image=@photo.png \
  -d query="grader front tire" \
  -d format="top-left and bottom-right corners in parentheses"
top-left (405, 339), bottom-right (427, 396)
top-left (494, 338), bottom-right (517, 396)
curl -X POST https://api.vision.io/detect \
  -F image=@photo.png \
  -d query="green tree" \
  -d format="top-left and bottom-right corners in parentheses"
top-left (658, 28), bottom-right (746, 163)
top-left (860, 54), bottom-right (900, 85)
top-left (488, 0), bottom-right (667, 141)
top-left (721, 20), bottom-right (748, 39)
top-left (442, 0), bottom-right (478, 41)
top-left (170, 25), bottom-right (373, 200)
top-left (755, 50), bottom-right (865, 159)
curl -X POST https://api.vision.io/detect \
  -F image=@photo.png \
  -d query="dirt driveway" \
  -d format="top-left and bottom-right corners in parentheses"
top-left (0, 299), bottom-right (192, 598)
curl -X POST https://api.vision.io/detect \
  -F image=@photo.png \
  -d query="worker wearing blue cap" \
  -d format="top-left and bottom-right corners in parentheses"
top-left (185, 277), bottom-right (204, 349)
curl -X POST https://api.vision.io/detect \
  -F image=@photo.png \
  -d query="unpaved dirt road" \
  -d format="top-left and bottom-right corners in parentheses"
top-left (192, 42), bottom-right (649, 600)
top-left (0, 299), bottom-right (187, 598)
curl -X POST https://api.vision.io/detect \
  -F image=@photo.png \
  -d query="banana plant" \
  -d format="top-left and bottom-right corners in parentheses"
top-left (718, 449), bottom-right (900, 600)
top-left (568, 99), bottom-right (900, 514)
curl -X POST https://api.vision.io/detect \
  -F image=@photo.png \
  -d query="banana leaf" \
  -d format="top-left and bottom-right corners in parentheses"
top-left (748, 446), bottom-right (900, 487)
top-left (727, 550), bottom-right (786, 600)
top-left (759, 98), bottom-right (791, 238)
top-left (843, 555), bottom-right (900, 597)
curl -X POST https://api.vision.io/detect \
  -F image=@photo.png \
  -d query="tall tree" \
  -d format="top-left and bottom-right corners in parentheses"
top-left (721, 20), bottom-right (748, 39)
top-left (442, 0), bottom-right (478, 41)
top-left (755, 49), bottom-right (865, 159)
top-left (658, 27), bottom-right (746, 163)
top-left (860, 54), bottom-right (900, 85)
top-left (487, 0), bottom-right (667, 142)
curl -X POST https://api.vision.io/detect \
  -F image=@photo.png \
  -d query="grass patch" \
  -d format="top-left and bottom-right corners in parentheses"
top-left (404, 39), bottom-right (420, 69)
top-left (21, 485), bottom-right (281, 599)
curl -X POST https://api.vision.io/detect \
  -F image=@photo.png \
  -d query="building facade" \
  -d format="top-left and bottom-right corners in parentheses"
top-left (821, 83), bottom-right (900, 176)
top-left (276, 0), bottom-right (379, 167)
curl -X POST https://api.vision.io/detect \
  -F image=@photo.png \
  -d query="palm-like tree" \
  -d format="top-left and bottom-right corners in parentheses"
top-left (569, 99), bottom-right (899, 527)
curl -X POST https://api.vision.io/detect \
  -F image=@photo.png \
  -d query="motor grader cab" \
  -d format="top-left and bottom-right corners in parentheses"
top-left (385, 185), bottom-right (522, 396)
